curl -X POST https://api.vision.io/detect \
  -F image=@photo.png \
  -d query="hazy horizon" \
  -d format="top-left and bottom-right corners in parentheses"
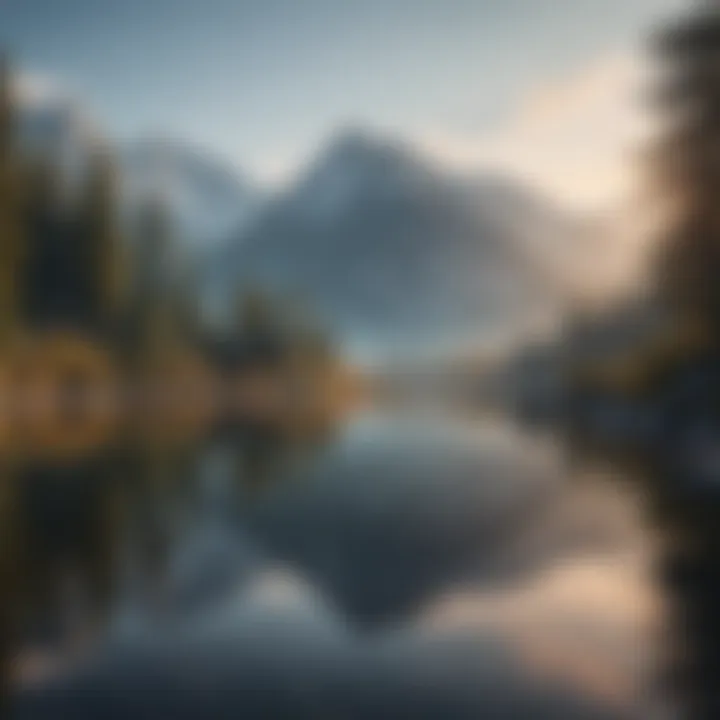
top-left (1, 0), bottom-right (685, 212)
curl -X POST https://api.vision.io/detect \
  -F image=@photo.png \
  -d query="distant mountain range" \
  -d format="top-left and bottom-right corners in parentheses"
top-left (13, 83), bottom-right (606, 357)
top-left (14, 87), bottom-right (262, 250)
top-left (209, 130), bottom-right (590, 357)
top-left (120, 138), bottom-right (263, 246)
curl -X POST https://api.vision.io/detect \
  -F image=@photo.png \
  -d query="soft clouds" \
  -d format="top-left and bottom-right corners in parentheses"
top-left (416, 51), bottom-right (655, 213)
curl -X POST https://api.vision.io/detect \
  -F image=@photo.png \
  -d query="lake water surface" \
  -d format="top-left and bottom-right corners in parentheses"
top-left (7, 409), bottom-right (669, 719)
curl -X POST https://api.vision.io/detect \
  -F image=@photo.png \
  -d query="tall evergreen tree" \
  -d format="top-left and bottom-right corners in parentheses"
top-left (81, 148), bottom-right (127, 340)
top-left (0, 54), bottom-right (24, 347)
top-left (649, 9), bottom-right (720, 718)
top-left (22, 155), bottom-right (69, 329)
top-left (130, 195), bottom-right (178, 367)
top-left (652, 2), bottom-right (720, 344)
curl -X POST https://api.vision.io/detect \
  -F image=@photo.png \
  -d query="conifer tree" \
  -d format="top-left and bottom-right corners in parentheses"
top-left (23, 155), bottom-right (68, 329)
top-left (81, 148), bottom-right (127, 340)
top-left (0, 54), bottom-right (24, 347)
top-left (653, 2), bottom-right (720, 345)
top-left (649, 8), bottom-right (720, 718)
top-left (131, 195), bottom-right (177, 367)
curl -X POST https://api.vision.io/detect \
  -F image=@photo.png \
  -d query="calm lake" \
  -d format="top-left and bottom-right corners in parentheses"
top-left (6, 408), bottom-right (670, 720)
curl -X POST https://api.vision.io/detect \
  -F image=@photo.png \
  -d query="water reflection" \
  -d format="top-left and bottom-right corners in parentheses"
top-left (2, 408), bottom-right (666, 719)
top-left (569, 420), bottom-right (720, 720)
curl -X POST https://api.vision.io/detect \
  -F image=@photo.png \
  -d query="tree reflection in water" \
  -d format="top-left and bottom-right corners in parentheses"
top-left (0, 407), bottom-right (336, 702)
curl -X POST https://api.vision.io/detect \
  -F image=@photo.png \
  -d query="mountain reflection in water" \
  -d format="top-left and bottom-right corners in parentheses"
top-left (0, 407), bottom-right (667, 720)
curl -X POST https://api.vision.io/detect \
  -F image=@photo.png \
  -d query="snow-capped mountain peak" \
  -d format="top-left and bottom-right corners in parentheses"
top-left (286, 128), bottom-right (438, 223)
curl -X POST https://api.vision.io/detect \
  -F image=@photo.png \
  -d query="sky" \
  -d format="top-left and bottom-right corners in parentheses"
top-left (0, 0), bottom-right (686, 210)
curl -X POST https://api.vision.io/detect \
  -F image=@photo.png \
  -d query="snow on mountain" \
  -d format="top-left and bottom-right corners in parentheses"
top-left (11, 77), bottom-right (262, 250)
top-left (9, 74), bottom-right (612, 357)
top-left (212, 129), bottom-right (580, 356)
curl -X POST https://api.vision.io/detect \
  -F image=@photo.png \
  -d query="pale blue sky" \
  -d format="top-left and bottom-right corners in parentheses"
top-left (0, 0), bottom-right (683, 184)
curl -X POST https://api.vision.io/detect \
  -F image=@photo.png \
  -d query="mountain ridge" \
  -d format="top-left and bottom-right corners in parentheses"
top-left (210, 128), bottom-right (578, 357)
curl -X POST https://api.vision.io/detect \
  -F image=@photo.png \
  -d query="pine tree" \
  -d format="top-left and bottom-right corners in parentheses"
top-left (130, 195), bottom-right (178, 367)
top-left (80, 147), bottom-right (127, 340)
top-left (173, 255), bottom-right (202, 345)
top-left (649, 9), bottom-right (720, 719)
top-left (23, 155), bottom-right (67, 329)
top-left (234, 288), bottom-right (288, 367)
top-left (652, 2), bottom-right (720, 344)
top-left (0, 54), bottom-right (24, 348)
top-left (0, 54), bottom-right (12, 163)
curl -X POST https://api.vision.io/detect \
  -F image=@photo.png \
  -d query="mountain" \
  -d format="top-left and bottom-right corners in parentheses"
top-left (12, 80), bottom-right (261, 250)
top-left (11, 79), bottom-right (597, 356)
top-left (120, 139), bottom-right (263, 247)
top-left (212, 129), bottom-right (578, 358)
